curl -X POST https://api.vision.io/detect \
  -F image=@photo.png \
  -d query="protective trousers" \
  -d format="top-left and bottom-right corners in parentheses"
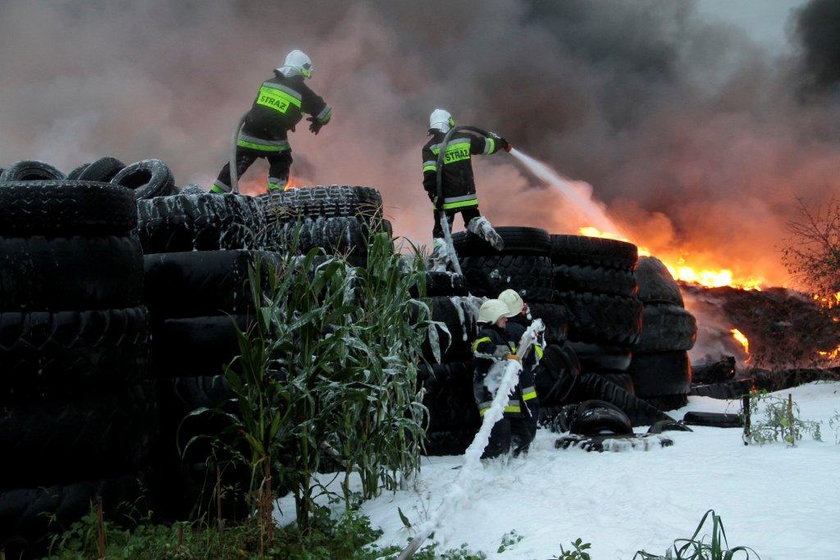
top-left (432, 206), bottom-right (481, 238)
top-left (213, 146), bottom-right (293, 193)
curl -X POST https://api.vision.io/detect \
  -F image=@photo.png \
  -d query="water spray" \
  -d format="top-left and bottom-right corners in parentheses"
top-left (507, 147), bottom-right (625, 236)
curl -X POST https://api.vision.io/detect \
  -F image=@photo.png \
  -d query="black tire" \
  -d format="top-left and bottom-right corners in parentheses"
top-left (144, 250), bottom-right (282, 318)
top-left (77, 156), bottom-right (125, 182)
top-left (421, 271), bottom-right (469, 297)
top-left (535, 342), bottom-right (581, 406)
top-left (66, 162), bottom-right (92, 180)
top-left (0, 307), bottom-right (150, 402)
top-left (550, 234), bottom-right (638, 270)
top-left (0, 384), bottom-right (156, 490)
top-left (689, 378), bottom-right (754, 399)
top-left (567, 341), bottom-right (633, 372)
top-left (137, 192), bottom-right (267, 253)
top-left (574, 373), bottom-right (675, 426)
top-left (0, 181), bottom-right (137, 236)
top-left (682, 411), bottom-right (743, 428)
top-left (423, 427), bottom-right (479, 456)
top-left (526, 302), bottom-right (569, 344)
top-left (151, 314), bottom-right (252, 378)
top-left (553, 264), bottom-right (638, 297)
top-left (635, 256), bottom-right (684, 306)
top-left (0, 236), bottom-right (143, 310)
top-left (0, 474), bottom-right (145, 559)
top-left (635, 303), bottom-right (697, 353)
top-left (266, 216), bottom-right (391, 256)
top-left (420, 296), bottom-right (482, 363)
top-left (420, 361), bottom-right (478, 431)
top-left (599, 372), bottom-right (635, 393)
top-left (627, 350), bottom-right (693, 397)
top-left (0, 160), bottom-right (65, 181)
top-left (452, 226), bottom-right (551, 256)
top-left (111, 159), bottom-right (176, 199)
top-left (555, 291), bottom-right (643, 346)
top-left (260, 185), bottom-right (383, 221)
top-left (461, 254), bottom-right (554, 302)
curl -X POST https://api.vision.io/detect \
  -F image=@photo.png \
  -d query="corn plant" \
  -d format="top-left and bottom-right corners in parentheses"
top-left (633, 509), bottom-right (759, 559)
top-left (200, 223), bottom-right (431, 534)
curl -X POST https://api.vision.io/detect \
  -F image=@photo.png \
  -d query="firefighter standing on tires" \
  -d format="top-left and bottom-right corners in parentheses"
top-left (211, 49), bottom-right (332, 194)
top-left (422, 109), bottom-right (510, 263)
top-left (472, 299), bottom-right (533, 459)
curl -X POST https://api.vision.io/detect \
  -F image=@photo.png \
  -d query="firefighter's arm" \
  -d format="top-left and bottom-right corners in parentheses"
top-left (301, 85), bottom-right (332, 134)
top-left (422, 146), bottom-right (438, 202)
top-left (470, 133), bottom-right (510, 155)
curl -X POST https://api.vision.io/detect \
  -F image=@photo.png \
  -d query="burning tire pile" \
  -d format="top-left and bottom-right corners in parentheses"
top-left (0, 157), bottom-right (699, 554)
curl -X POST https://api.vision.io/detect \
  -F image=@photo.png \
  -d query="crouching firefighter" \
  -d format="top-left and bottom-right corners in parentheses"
top-left (498, 289), bottom-right (543, 447)
top-left (472, 299), bottom-right (533, 459)
top-left (422, 109), bottom-right (511, 265)
top-left (212, 49), bottom-right (332, 194)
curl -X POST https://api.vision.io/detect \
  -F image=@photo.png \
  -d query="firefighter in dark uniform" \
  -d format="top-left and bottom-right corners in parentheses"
top-left (499, 288), bottom-right (543, 447)
top-left (212, 49), bottom-right (332, 194)
top-left (472, 299), bottom-right (530, 459)
top-left (422, 109), bottom-right (511, 259)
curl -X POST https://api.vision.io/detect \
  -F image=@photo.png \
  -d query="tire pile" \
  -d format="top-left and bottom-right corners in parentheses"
top-left (627, 256), bottom-right (698, 410)
top-left (137, 181), bottom-right (270, 522)
top-left (0, 161), bottom-right (154, 558)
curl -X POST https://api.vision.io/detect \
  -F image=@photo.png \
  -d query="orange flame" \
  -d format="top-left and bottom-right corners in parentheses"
top-left (577, 227), bottom-right (763, 290)
top-left (818, 344), bottom-right (840, 361)
top-left (731, 328), bottom-right (750, 353)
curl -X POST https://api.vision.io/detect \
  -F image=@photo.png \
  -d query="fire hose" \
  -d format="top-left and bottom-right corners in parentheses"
top-left (434, 125), bottom-right (495, 275)
top-left (228, 112), bottom-right (248, 194)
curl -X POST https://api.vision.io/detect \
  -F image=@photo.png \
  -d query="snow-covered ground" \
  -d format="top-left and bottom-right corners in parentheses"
top-left (295, 381), bottom-right (840, 559)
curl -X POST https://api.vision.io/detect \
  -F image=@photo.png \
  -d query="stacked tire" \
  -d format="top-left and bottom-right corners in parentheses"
top-left (258, 185), bottom-right (391, 263)
top-left (417, 295), bottom-right (485, 455)
top-left (137, 187), bottom-right (271, 521)
top-left (547, 234), bottom-right (642, 396)
top-left (0, 166), bottom-right (153, 558)
top-left (627, 256), bottom-right (697, 410)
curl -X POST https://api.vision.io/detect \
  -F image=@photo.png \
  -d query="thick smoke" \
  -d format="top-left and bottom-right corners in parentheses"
top-left (1, 0), bottom-right (838, 287)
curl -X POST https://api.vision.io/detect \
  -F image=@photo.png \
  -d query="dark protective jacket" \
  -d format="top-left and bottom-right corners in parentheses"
top-left (471, 323), bottom-right (522, 417)
top-left (422, 129), bottom-right (506, 210)
top-left (506, 314), bottom-right (544, 408)
top-left (239, 70), bottom-right (332, 151)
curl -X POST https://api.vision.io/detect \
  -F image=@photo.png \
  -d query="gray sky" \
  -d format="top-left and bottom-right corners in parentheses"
top-left (695, 0), bottom-right (806, 52)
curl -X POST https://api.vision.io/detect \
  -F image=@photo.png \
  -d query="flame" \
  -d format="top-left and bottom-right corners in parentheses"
top-left (731, 328), bottom-right (750, 357)
top-left (577, 227), bottom-right (763, 289)
top-left (283, 175), bottom-right (305, 190)
top-left (818, 344), bottom-right (840, 361)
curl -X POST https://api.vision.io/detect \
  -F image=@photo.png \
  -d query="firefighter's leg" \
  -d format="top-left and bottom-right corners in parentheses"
top-left (466, 207), bottom-right (505, 251)
top-left (482, 418), bottom-right (512, 459)
top-left (212, 147), bottom-right (258, 193)
top-left (430, 209), bottom-right (456, 271)
top-left (510, 416), bottom-right (533, 457)
top-left (267, 150), bottom-right (294, 192)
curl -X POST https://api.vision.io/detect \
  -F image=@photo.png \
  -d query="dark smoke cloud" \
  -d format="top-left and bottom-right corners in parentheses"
top-left (794, 0), bottom-right (840, 93)
top-left (1, 0), bottom-right (837, 288)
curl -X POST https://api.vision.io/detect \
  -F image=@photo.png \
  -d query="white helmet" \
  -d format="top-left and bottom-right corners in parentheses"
top-left (498, 289), bottom-right (524, 318)
top-left (477, 299), bottom-right (510, 325)
top-left (279, 49), bottom-right (313, 79)
top-left (429, 108), bottom-right (454, 133)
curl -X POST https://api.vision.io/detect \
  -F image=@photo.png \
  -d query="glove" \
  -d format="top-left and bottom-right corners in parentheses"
top-left (307, 116), bottom-right (323, 135)
top-left (506, 353), bottom-right (521, 363)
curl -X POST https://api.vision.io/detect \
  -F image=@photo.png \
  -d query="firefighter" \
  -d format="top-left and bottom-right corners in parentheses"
top-left (211, 49), bottom-right (332, 194)
top-left (472, 299), bottom-right (528, 459)
top-left (422, 109), bottom-right (511, 260)
top-left (498, 288), bottom-right (543, 446)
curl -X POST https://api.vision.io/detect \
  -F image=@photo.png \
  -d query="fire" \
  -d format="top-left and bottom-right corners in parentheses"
top-left (818, 344), bottom-right (840, 361)
top-left (731, 328), bottom-right (750, 357)
top-left (577, 227), bottom-right (763, 290)
top-left (284, 175), bottom-right (305, 190)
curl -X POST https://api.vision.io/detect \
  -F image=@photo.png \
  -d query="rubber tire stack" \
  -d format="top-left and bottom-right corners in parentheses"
top-left (547, 234), bottom-right (642, 397)
top-left (626, 256), bottom-right (698, 410)
top-left (0, 172), bottom-right (153, 559)
top-left (138, 187), bottom-right (271, 522)
top-left (258, 185), bottom-right (392, 264)
top-left (417, 295), bottom-right (485, 455)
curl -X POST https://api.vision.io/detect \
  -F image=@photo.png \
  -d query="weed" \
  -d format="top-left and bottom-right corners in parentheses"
top-left (742, 390), bottom-right (821, 445)
top-left (497, 529), bottom-right (524, 553)
top-left (633, 509), bottom-right (760, 559)
top-left (554, 538), bottom-right (592, 559)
